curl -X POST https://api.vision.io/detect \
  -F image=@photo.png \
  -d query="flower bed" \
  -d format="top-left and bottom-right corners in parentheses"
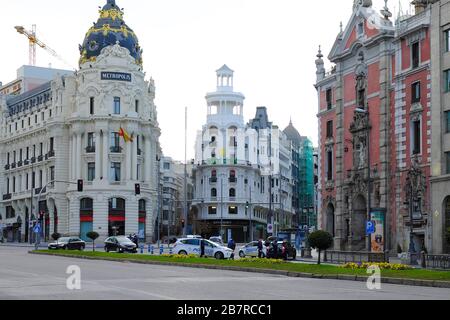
top-left (341, 262), bottom-right (412, 270)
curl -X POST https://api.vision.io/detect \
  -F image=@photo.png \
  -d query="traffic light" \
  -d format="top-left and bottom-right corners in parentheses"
top-left (135, 183), bottom-right (141, 195)
top-left (77, 180), bottom-right (83, 192)
top-left (246, 201), bottom-right (250, 209)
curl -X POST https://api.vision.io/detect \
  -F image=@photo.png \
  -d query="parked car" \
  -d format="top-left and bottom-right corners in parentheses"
top-left (209, 236), bottom-right (224, 246)
top-left (104, 236), bottom-right (138, 253)
top-left (173, 238), bottom-right (233, 260)
top-left (238, 241), bottom-right (267, 258)
top-left (48, 237), bottom-right (85, 251)
top-left (266, 241), bottom-right (297, 260)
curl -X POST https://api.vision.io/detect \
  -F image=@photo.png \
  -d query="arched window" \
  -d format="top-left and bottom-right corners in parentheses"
top-left (211, 188), bottom-right (217, 198)
top-left (80, 198), bottom-right (93, 242)
top-left (229, 188), bottom-right (236, 198)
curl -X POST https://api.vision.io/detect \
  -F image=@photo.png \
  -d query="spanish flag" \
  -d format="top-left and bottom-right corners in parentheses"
top-left (119, 127), bottom-right (133, 143)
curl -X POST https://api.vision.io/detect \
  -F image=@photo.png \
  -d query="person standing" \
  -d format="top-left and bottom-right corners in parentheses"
top-left (257, 239), bottom-right (264, 258)
top-left (228, 238), bottom-right (236, 260)
top-left (200, 239), bottom-right (206, 258)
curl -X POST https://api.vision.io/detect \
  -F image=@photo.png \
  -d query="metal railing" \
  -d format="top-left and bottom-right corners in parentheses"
top-left (324, 250), bottom-right (389, 264)
top-left (422, 254), bottom-right (450, 270)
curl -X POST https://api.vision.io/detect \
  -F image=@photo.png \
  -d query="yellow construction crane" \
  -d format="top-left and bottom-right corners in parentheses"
top-left (15, 25), bottom-right (75, 69)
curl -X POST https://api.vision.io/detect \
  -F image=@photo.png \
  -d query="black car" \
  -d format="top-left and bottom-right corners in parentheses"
top-left (104, 236), bottom-right (138, 253)
top-left (48, 237), bottom-right (86, 251)
top-left (266, 241), bottom-right (297, 260)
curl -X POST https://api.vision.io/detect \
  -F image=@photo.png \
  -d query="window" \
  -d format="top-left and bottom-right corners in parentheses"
top-left (326, 120), bottom-right (333, 138)
top-left (211, 188), bottom-right (217, 198)
top-left (445, 29), bottom-right (450, 52)
top-left (88, 163), bottom-right (95, 182)
top-left (26, 174), bottom-right (29, 190)
top-left (41, 112), bottom-right (44, 121)
top-left (6, 178), bottom-right (10, 194)
top-left (446, 111), bottom-right (450, 133)
top-left (135, 100), bottom-right (139, 113)
top-left (28, 117), bottom-right (31, 126)
top-left (21, 120), bottom-right (24, 128)
top-left (411, 82), bottom-right (421, 103)
top-left (13, 177), bottom-right (16, 193)
top-left (90, 97), bottom-right (95, 115)
top-left (32, 172), bottom-right (36, 188)
top-left (113, 97), bottom-right (121, 114)
top-left (49, 137), bottom-right (54, 153)
top-left (412, 119), bottom-right (421, 155)
top-left (110, 132), bottom-right (121, 152)
top-left (7, 153), bottom-right (10, 165)
top-left (163, 162), bottom-right (170, 170)
top-left (208, 206), bottom-right (217, 215)
top-left (39, 143), bottom-right (43, 156)
top-left (110, 162), bottom-right (121, 182)
top-left (87, 133), bottom-right (96, 152)
top-left (13, 151), bottom-right (16, 163)
top-left (357, 22), bottom-right (364, 36)
top-left (445, 70), bottom-right (450, 93)
top-left (228, 206), bottom-right (238, 215)
top-left (412, 42), bottom-right (420, 69)
top-left (35, 114), bottom-right (37, 123)
top-left (19, 149), bottom-right (22, 161)
top-left (327, 151), bottom-right (333, 181)
top-left (50, 167), bottom-right (55, 183)
top-left (39, 170), bottom-right (43, 188)
top-left (229, 188), bottom-right (236, 198)
top-left (26, 147), bottom-right (29, 160)
top-left (326, 88), bottom-right (332, 110)
top-left (447, 152), bottom-right (450, 174)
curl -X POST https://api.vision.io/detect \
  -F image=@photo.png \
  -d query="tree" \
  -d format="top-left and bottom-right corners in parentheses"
top-left (308, 230), bottom-right (333, 265)
top-left (51, 233), bottom-right (61, 241)
top-left (86, 231), bottom-right (99, 252)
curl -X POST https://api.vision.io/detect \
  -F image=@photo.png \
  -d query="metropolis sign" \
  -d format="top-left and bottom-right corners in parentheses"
top-left (101, 72), bottom-right (132, 82)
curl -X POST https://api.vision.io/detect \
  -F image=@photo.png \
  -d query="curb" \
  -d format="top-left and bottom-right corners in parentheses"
top-left (29, 251), bottom-right (450, 289)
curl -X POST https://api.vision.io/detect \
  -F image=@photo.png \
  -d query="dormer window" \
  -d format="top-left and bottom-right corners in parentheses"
top-left (357, 22), bottom-right (364, 37)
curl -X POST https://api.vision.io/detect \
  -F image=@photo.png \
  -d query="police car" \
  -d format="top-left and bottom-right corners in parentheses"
top-left (173, 238), bottom-right (233, 260)
top-left (238, 241), bottom-right (267, 258)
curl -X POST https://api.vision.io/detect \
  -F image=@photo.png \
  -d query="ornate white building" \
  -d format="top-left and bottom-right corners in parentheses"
top-left (0, 0), bottom-right (160, 243)
top-left (192, 66), bottom-right (294, 243)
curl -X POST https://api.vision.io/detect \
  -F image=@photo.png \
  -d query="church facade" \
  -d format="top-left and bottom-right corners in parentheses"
top-left (315, 0), bottom-right (434, 254)
top-left (0, 0), bottom-right (160, 243)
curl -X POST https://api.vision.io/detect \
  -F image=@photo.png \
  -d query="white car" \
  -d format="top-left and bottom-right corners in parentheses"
top-left (173, 238), bottom-right (233, 260)
top-left (238, 241), bottom-right (267, 258)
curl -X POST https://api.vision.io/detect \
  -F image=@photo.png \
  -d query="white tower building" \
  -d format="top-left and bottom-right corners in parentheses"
top-left (192, 66), bottom-right (269, 243)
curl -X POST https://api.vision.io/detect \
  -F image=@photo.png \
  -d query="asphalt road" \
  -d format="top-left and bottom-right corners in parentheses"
top-left (0, 246), bottom-right (449, 300)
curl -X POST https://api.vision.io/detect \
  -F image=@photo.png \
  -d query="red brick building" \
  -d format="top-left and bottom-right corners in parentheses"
top-left (315, 0), bottom-right (432, 254)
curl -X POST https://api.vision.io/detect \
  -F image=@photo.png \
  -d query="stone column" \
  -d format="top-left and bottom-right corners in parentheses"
top-left (76, 133), bottom-right (82, 179)
top-left (125, 139), bottom-right (131, 181)
top-left (125, 195), bottom-right (139, 235)
top-left (103, 131), bottom-right (109, 181)
top-left (95, 131), bottom-right (101, 181)
top-left (132, 137), bottom-right (138, 181)
top-left (71, 134), bottom-right (76, 180)
top-left (144, 135), bottom-right (151, 182)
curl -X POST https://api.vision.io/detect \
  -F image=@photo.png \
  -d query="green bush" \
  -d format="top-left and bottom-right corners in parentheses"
top-left (308, 230), bottom-right (333, 265)
top-left (86, 231), bottom-right (99, 252)
top-left (51, 233), bottom-right (61, 241)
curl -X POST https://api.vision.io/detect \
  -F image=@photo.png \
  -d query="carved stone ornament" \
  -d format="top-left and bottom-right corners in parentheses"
top-left (351, 172), bottom-right (367, 195)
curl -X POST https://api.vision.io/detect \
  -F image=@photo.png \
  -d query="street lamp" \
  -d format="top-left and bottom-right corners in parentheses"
top-left (354, 107), bottom-right (371, 252)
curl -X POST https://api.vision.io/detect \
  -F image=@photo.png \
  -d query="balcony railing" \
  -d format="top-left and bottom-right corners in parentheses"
top-left (86, 146), bottom-right (96, 153)
top-left (209, 177), bottom-right (217, 183)
top-left (110, 146), bottom-right (122, 153)
top-left (31, 157), bottom-right (36, 164)
top-left (229, 177), bottom-right (237, 183)
top-left (48, 150), bottom-right (55, 158)
top-left (17, 161), bottom-right (23, 167)
top-left (11, 163), bottom-right (16, 169)
top-left (4, 164), bottom-right (10, 171)
top-left (24, 159), bottom-right (30, 166)
top-left (3, 194), bottom-right (12, 201)
top-left (37, 155), bottom-right (43, 162)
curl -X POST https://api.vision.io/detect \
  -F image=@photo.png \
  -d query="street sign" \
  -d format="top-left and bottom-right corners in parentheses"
top-left (366, 221), bottom-right (375, 235)
top-left (33, 223), bottom-right (41, 234)
top-left (267, 224), bottom-right (273, 233)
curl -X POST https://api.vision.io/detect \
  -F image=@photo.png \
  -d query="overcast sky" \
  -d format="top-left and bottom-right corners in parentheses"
top-left (0, 0), bottom-right (412, 161)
